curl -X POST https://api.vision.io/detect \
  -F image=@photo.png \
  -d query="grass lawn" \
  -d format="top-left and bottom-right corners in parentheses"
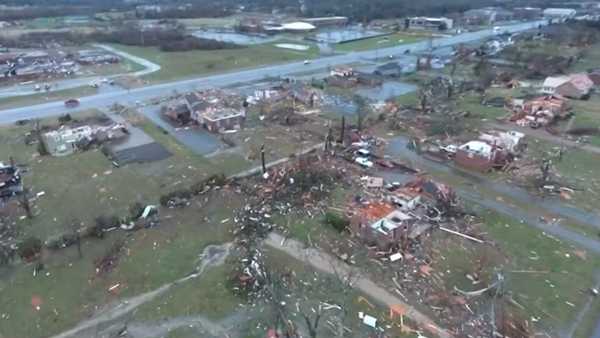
top-left (571, 43), bottom-right (600, 72)
top-left (334, 32), bottom-right (428, 52)
top-left (525, 138), bottom-right (600, 212)
top-left (134, 264), bottom-right (239, 322)
top-left (0, 190), bottom-right (242, 338)
top-left (567, 95), bottom-right (600, 146)
top-left (473, 207), bottom-right (600, 336)
top-left (109, 42), bottom-right (319, 84)
top-left (178, 17), bottom-right (238, 29)
top-left (0, 86), bottom-right (98, 111)
top-left (456, 93), bottom-right (509, 120)
top-left (0, 109), bottom-right (251, 241)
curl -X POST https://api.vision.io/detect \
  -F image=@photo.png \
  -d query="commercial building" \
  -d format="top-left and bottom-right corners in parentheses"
top-left (300, 16), bottom-right (348, 27)
top-left (543, 8), bottom-right (577, 19)
top-left (463, 7), bottom-right (514, 25)
top-left (406, 17), bottom-right (454, 30)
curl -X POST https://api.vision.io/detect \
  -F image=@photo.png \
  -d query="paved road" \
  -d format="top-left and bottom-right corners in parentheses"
top-left (93, 43), bottom-right (161, 77)
top-left (0, 20), bottom-right (545, 124)
top-left (265, 232), bottom-right (453, 338)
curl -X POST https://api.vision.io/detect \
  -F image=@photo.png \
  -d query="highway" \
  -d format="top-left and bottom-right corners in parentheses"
top-left (0, 20), bottom-right (545, 124)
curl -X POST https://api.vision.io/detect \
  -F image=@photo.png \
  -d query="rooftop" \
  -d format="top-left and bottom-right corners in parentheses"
top-left (369, 210), bottom-right (413, 235)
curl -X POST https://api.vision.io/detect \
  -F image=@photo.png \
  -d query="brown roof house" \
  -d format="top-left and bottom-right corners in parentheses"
top-left (541, 74), bottom-right (594, 99)
top-left (588, 69), bottom-right (600, 86)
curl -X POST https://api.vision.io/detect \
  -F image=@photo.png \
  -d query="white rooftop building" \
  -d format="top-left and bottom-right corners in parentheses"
top-left (543, 8), bottom-right (577, 19)
top-left (458, 141), bottom-right (493, 159)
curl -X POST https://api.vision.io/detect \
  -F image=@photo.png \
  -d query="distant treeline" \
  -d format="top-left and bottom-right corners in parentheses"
top-left (0, 27), bottom-right (240, 52)
top-left (0, 0), bottom-right (590, 23)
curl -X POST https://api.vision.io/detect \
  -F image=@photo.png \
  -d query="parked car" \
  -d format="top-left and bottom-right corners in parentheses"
top-left (355, 157), bottom-right (374, 168)
top-left (64, 99), bottom-right (80, 108)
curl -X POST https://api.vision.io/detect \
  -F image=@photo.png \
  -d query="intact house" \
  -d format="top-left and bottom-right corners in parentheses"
top-left (541, 74), bottom-right (594, 99)
top-left (42, 123), bottom-right (128, 156)
top-left (184, 90), bottom-right (246, 133)
top-left (0, 162), bottom-right (22, 199)
top-left (406, 17), bottom-right (453, 30)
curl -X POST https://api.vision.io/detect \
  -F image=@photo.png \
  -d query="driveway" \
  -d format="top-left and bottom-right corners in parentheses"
top-left (265, 232), bottom-right (453, 338)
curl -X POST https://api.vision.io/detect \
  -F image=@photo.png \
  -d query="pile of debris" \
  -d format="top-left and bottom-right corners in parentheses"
top-left (163, 89), bottom-right (246, 132)
top-left (40, 122), bottom-right (128, 157)
top-left (509, 95), bottom-right (572, 129)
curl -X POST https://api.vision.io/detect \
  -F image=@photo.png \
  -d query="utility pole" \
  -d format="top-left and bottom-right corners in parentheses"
top-left (339, 116), bottom-right (345, 144)
top-left (261, 144), bottom-right (266, 173)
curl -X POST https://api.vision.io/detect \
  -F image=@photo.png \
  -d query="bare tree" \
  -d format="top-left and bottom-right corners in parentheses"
top-left (72, 219), bottom-right (82, 259)
top-left (18, 187), bottom-right (32, 219)
top-left (353, 95), bottom-right (369, 131)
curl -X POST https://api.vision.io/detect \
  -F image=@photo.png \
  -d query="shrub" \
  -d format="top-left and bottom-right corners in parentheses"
top-left (90, 215), bottom-right (121, 238)
top-left (17, 236), bottom-right (42, 260)
top-left (324, 212), bottom-right (350, 233)
top-left (129, 202), bottom-right (145, 220)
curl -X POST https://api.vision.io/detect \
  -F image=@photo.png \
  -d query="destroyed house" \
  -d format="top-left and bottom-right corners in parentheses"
top-left (184, 90), bottom-right (246, 132)
top-left (454, 141), bottom-right (510, 171)
top-left (351, 202), bottom-right (429, 250)
top-left (403, 178), bottom-right (456, 209)
top-left (199, 107), bottom-right (246, 132)
top-left (43, 125), bottom-right (94, 156)
top-left (42, 124), bottom-right (127, 156)
top-left (330, 66), bottom-right (354, 78)
top-left (0, 162), bottom-right (22, 198)
top-left (523, 95), bottom-right (570, 116)
top-left (374, 62), bottom-right (404, 77)
top-left (163, 101), bottom-right (191, 125)
top-left (478, 130), bottom-right (524, 154)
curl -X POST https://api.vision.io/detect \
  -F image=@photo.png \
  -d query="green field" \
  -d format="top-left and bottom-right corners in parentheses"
top-left (110, 41), bottom-right (319, 84)
top-left (0, 109), bottom-right (250, 241)
top-left (334, 32), bottom-right (428, 52)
